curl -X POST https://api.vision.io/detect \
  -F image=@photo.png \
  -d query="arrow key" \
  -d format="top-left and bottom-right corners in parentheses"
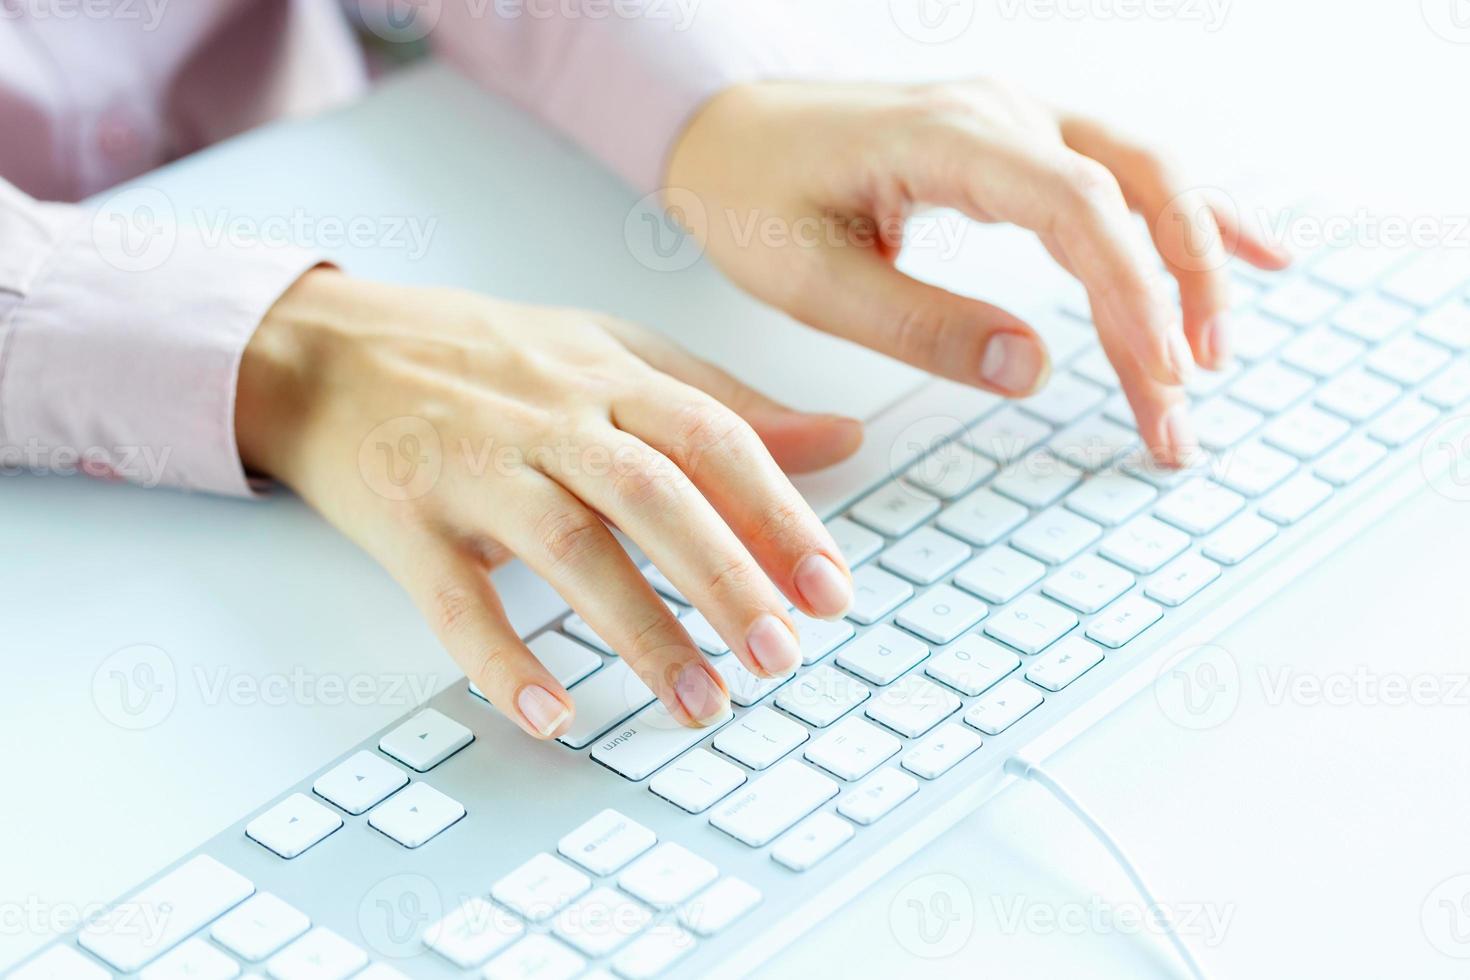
top-left (368, 782), bottom-right (465, 848)
top-left (246, 792), bottom-right (342, 859)
top-left (312, 750), bottom-right (408, 815)
top-left (378, 708), bottom-right (474, 772)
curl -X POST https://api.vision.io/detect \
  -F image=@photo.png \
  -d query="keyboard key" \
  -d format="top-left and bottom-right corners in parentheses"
top-left (835, 624), bottom-right (929, 685)
top-left (992, 452), bottom-right (1085, 507)
top-left (1308, 245), bottom-right (1405, 292)
top-left (649, 748), bottom-right (746, 814)
top-left (965, 405), bottom-right (1052, 462)
top-left (1064, 470), bottom-right (1157, 526)
top-left (1366, 334), bottom-right (1450, 386)
top-left (1315, 434), bottom-right (1388, 486)
top-left (1085, 595), bottom-right (1164, 648)
top-left (1422, 360), bottom-right (1470, 409)
top-left (1279, 325), bottom-right (1366, 380)
top-left (1098, 515), bottom-right (1190, 574)
top-left (984, 594), bottom-right (1077, 654)
top-left (563, 614), bottom-right (614, 654)
top-left (838, 768), bottom-right (920, 824)
top-left (618, 843), bottom-right (718, 909)
top-left (937, 486), bottom-right (1029, 546)
top-left (378, 708), bottom-right (473, 772)
top-left (493, 853), bottom-right (592, 922)
top-left (9, 947), bottom-right (110, 980)
top-left (1258, 278), bottom-right (1342, 326)
top-left (266, 928), bottom-right (367, 980)
top-left (1263, 403), bottom-right (1351, 459)
top-left (1154, 478), bottom-right (1244, 535)
top-left (591, 701), bottom-right (733, 781)
top-left (1368, 397), bottom-right (1439, 447)
top-left (1212, 441), bottom-right (1298, 497)
top-left (312, 751), bottom-right (407, 816)
top-left (825, 516), bottom-right (883, 566)
top-left (678, 877), bottom-right (762, 936)
top-left (246, 793), bottom-right (342, 859)
top-left (880, 526), bottom-right (971, 584)
top-left (709, 758), bottom-right (838, 846)
top-left (558, 660), bottom-right (656, 749)
top-left (711, 655), bottom-right (792, 707)
top-left (610, 923), bottom-right (696, 979)
top-left (1145, 553), bottom-right (1221, 606)
top-left (847, 565), bottom-right (915, 625)
top-left (1071, 349), bottom-right (1119, 388)
top-left (865, 674), bottom-right (961, 737)
top-left (425, 898), bottom-right (524, 969)
top-left (1185, 360), bottom-right (1241, 399)
top-left (482, 935), bottom-right (585, 980)
top-left (1330, 292), bottom-right (1415, 343)
top-left (925, 633), bottom-right (1021, 696)
top-left (1019, 374), bottom-right (1107, 425)
top-left (1191, 397), bottom-right (1263, 451)
top-left (895, 584), bottom-right (988, 644)
top-left (1417, 300), bottom-right (1470, 350)
top-left (1259, 473), bottom-right (1334, 525)
top-left (367, 782), bottom-right (464, 848)
top-left (848, 481), bottom-right (940, 537)
top-left (139, 938), bottom-right (239, 980)
top-left (1009, 506), bottom-right (1103, 564)
top-left (713, 705), bottom-right (808, 770)
top-left (1202, 513), bottom-right (1278, 565)
top-left (775, 663), bottom-right (871, 728)
top-left (1024, 636), bottom-right (1105, 692)
top-left (804, 716), bottom-right (902, 780)
top-left (1229, 361), bottom-right (1315, 414)
top-left (558, 810), bottom-right (657, 876)
top-left (964, 679), bottom-right (1044, 735)
top-left (1316, 368), bottom-right (1400, 422)
top-left (772, 811), bottom-right (855, 872)
top-left (1381, 249), bottom-right (1470, 308)
top-left (902, 722), bottom-right (983, 779)
top-left (1230, 310), bottom-right (1292, 361)
top-left (954, 546), bottom-right (1045, 603)
top-left (529, 632), bottom-right (605, 686)
top-left (793, 612), bottom-right (855, 664)
top-left (677, 609), bottom-right (728, 655)
top-left (1042, 554), bottom-right (1135, 614)
top-left (903, 441), bottom-right (997, 499)
top-left (212, 892), bottom-right (310, 961)
top-left (79, 856), bottom-right (254, 972)
top-left (641, 564), bottom-right (688, 605)
top-left (552, 887), bottom-right (652, 958)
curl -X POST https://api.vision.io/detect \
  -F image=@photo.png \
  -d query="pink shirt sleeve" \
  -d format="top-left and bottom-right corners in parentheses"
top-left (428, 0), bottom-right (831, 191)
top-left (0, 178), bottom-right (321, 496)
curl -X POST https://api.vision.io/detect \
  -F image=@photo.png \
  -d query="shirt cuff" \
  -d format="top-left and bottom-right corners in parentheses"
top-left (0, 202), bottom-right (323, 497)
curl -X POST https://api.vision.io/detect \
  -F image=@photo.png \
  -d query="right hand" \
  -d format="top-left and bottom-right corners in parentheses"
top-left (236, 269), bottom-right (862, 739)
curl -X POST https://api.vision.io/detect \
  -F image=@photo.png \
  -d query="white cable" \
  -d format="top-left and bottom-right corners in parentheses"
top-left (1003, 753), bottom-right (1212, 980)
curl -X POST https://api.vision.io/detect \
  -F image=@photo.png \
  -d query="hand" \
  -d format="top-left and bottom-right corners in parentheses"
top-left (236, 269), bottom-right (862, 738)
top-left (668, 78), bottom-right (1292, 465)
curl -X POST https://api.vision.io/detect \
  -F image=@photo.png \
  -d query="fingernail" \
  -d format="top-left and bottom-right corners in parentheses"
top-left (517, 685), bottom-right (571, 738)
top-left (674, 662), bottom-right (730, 725)
top-left (1162, 403), bottom-right (1199, 468)
top-left (1202, 314), bottom-right (1231, 368)
top-left (746, 613), bottom-right (801, 677)
top-left (978, 332), bottom-right (1047, 395)
top-left (793, 553), bottom-right (852, 619)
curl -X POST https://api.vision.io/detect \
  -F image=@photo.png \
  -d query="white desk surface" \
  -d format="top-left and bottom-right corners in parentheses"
top-left (4, 3), bottom-right (1469, 976)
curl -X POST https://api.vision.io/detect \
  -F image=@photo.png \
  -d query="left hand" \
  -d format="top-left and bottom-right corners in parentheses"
top-left (667, 78), bottom-right (1291, 466)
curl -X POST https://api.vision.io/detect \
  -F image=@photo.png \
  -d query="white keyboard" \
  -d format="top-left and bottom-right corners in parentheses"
top-left (13, 243), bottom-right (1470, 980)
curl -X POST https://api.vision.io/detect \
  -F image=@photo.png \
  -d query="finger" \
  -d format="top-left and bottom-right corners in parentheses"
top-left (1210, 200), bottom-right (1294, 270)
top-left (601, 318), bottom-right (864, 473)
top-left (611, 377), bottom-right (855, 620)
top-left (390, 534), bottom-right (574, 740)
top-left (1105, 327), bottom-right (1199, 468)
top-left (786, 243), bottom-right (1052, 396)
top-left (545, 425), bottom-right (803, 679)
top-left (489, 473), bottom-right (730, 727)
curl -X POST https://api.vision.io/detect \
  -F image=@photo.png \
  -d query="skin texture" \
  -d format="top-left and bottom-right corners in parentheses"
top-left (237, 78), bottom-right (1290, 740)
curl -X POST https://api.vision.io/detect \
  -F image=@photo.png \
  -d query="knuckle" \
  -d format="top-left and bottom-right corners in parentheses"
top-left (534, 507), bottom-right (607, 568)
top-left (1059, 158), bottom-right (1124, 217)
top-left (891, 303), bottom-right (946, 367)
top-left (429, 580), bottom-right (480, 638)
top-left (751, 500), bottom-right (811, 553)
top-left (704, 552), bottom-right (756, 603)
top-left (609, 448), bottom-right (685, 511)
top-left (666, 399), bottom-right (752, 472)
